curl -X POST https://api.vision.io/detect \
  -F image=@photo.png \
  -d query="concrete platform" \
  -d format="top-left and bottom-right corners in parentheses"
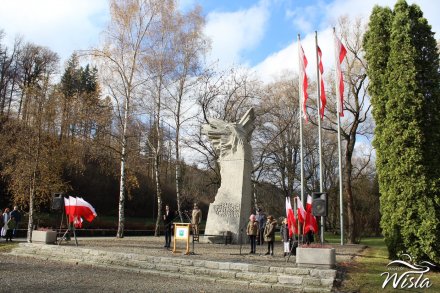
top-left (8, 236), bottom-right (365, 292)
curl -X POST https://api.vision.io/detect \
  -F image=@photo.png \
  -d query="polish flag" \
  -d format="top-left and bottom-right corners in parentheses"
top-left (64, 196), bottom-right (97, 226)
top-left (285, 197), bottom-right (298, 237)
top-left (64, 196), bottom-right (77, 223)
top-left (317, 46), bottom-right (326, 119)
top-left (75, 197), bottom-right (97, 222)
top-left (298, 39), bottom-right (309, 121)
top-left (334, 31), bottom-right (347, 117)
top-left (304, 194), bottom-right (318, 234)
top-left (296, 197), bottom-right (306, 224)
top-left (304, 210), bottom-right (319, 234)
top-left (306, 194), bottom-right (313, 213)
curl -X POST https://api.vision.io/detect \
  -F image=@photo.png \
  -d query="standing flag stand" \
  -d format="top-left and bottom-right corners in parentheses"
top-left (60, 196), bottom-right (97, 246)
top-left (333, 27), bottom-right (347, 245)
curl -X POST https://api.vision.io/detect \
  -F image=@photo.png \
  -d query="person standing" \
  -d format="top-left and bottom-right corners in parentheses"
top-left (280, 218), bottom-right (290, 257)
top-left (2, 208), bottom-right (10, 239)
top-left (163, 204), bottom-right (174, 248)
top-left (246, 214), bottom-right (258, 254)
top-left (5, 216), bottom-right (16, 242)
top-left (10, 206), bottom-right (21, 238)
top-left (191, 203), bottom-right (202, 236)
top-left (256, 208), bottom-right (266, 245)
top-left (264, 215), bottom-right (277, 256)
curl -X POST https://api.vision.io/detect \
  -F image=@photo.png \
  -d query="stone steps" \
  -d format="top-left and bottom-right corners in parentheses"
top-left (9, 243), bottom-right (335, 292)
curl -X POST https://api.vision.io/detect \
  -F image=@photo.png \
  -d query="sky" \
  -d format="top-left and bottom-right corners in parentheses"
top-left (0, 0), bottom-right (439, 82)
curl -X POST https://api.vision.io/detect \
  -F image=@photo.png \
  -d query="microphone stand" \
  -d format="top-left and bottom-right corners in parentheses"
top-left (230, 223), bottom-right (248, 256)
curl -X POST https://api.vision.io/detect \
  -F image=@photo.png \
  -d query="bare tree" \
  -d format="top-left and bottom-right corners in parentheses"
top-left (319, 17), bottom-right (373, 243)
top-left (162, 5), bottom-right (208, 221)
top-left (90, 0), bottom-right (160, 238)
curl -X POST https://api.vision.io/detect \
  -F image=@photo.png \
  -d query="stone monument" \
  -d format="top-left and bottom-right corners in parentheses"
top-left (202, 108), bottom-right (255, 243)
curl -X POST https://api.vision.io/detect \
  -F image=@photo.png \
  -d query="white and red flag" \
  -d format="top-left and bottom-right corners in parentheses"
top-left (285, 197), bottom-right (298, 237)
top-left (306, 194), bottom-right (313, 213)
top-left (304, 194), bottom-right (318, 234)
top-left (296, 195), bottom-right (318, 234)
top-left (334, 31), bottom-right (347, 117)
top-left (298, 39), bottom-right (309, 121)
top-left (64, 196), bottom-right (97, 228)
top-left (317, 46), bottom-right (326, 119)
top-left (296, 196), bottom-right (306, 224)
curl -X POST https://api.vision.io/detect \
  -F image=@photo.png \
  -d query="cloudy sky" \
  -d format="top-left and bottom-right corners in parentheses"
top-left (0, 0), bottom-right (438, 80)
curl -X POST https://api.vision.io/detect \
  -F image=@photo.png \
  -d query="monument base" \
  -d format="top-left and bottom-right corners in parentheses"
top-left (296, 247), bottom-right (336, 269)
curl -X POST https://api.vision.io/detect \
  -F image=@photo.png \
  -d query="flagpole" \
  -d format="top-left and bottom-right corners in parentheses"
top-left (315, 31), bottom-right (325, 244)
top-left (298, 34), bottom-right (305, 207)
top-left (333, 27), bottom-right (344, 245)
top-left (298, 34), bottom-right (305, 244)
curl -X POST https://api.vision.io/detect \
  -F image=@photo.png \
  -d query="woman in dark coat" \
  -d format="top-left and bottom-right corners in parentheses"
top-left (263, 215), bottom-right (277, 256)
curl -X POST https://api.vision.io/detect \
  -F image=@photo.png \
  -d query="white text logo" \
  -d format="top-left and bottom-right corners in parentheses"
top-left (381, 254), bottom-right (435, 289)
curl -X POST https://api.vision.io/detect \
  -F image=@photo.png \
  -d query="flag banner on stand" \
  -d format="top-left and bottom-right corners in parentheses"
top-left (305, 195), bottom-right (319, 234)
top-left (64, 196), bottom-right (97, 228)
top-left (297, 195), bottom-right (318, 234)
top-left (296, 196), bottom-right (306, 224)
top-left (286, 197), bottom-right (298, 236)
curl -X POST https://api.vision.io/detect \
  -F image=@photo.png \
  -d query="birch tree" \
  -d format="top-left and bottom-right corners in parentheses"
top-left (162, 6), bottom-right (208, 221)
top-left (90, 0), bottom-right (160, 238)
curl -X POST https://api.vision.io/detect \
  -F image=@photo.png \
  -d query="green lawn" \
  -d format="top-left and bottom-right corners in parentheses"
top-left (338, 237), bottom-right (440, 292)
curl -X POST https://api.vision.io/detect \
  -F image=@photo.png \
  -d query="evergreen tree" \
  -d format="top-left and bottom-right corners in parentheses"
top-left (364, 0), bottom-right (440, 263)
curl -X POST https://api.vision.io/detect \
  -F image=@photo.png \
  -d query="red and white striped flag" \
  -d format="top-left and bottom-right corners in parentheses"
top-left (296, 196), bottom-right (306, 224)
top-left (334, 31), bottom-right (347, 117)
top-left (298, 39), bottom-right (309, 121)
top-left (306, 194), bottom-right (313, 213)
top-left (285, 197), bottom-right (298, 237)
top-left (64, 196), bottom-right (97, 227)
top-left (317, 46), bottom-right (326, 119)
top-left (303, 194), bottom-right (319, 234)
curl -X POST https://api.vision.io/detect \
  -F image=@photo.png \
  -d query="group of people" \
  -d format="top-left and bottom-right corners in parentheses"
top-left (162, 203), bottom-right (202, 249)
top-left (247, 208), bottom-right (295, 257)
top-left (1, 206), bottom-right (21, 242)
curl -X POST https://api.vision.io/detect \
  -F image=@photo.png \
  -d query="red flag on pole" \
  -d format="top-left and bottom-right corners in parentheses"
top-left (317, 46), bottom-right (326, 119)
top-left (298, 40), bottom-right (308, 121)
top-left (334, 31), bottom-right (347, 117)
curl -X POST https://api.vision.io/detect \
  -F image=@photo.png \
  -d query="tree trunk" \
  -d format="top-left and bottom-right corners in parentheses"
top-left (27, 171), bottom-right (36, 243)
top-left (116, 96), bottom-right (129, 238)
top-left (154, 148), bottom-right (162, 236)
top-left (344, 132), bottom-right (357, 244)
top-left (154, 93), bottom-right (163, 237)
top-left (175, 162), bottom-right (183, 222)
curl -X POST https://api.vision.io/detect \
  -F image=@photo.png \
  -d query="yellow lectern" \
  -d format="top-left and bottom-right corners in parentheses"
top-left (173, 223), bottom-right (191, 255)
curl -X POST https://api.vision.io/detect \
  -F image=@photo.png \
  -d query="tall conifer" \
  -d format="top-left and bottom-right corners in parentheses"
top-left (364, 0), bottom-right (440, 262)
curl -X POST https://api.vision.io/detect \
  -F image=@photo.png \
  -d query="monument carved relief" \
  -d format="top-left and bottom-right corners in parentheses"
top-left (202, 108), bottom-right (255, 242)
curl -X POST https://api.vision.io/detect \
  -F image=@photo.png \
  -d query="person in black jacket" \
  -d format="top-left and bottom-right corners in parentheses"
top-left (10, 206), bottom-right (21, 238)
top-left (163, 204), bottom-right (174, 248)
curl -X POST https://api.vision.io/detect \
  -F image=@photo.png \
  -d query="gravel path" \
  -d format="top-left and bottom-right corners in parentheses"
top-left (0, 254), bottom-right (264, 293)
